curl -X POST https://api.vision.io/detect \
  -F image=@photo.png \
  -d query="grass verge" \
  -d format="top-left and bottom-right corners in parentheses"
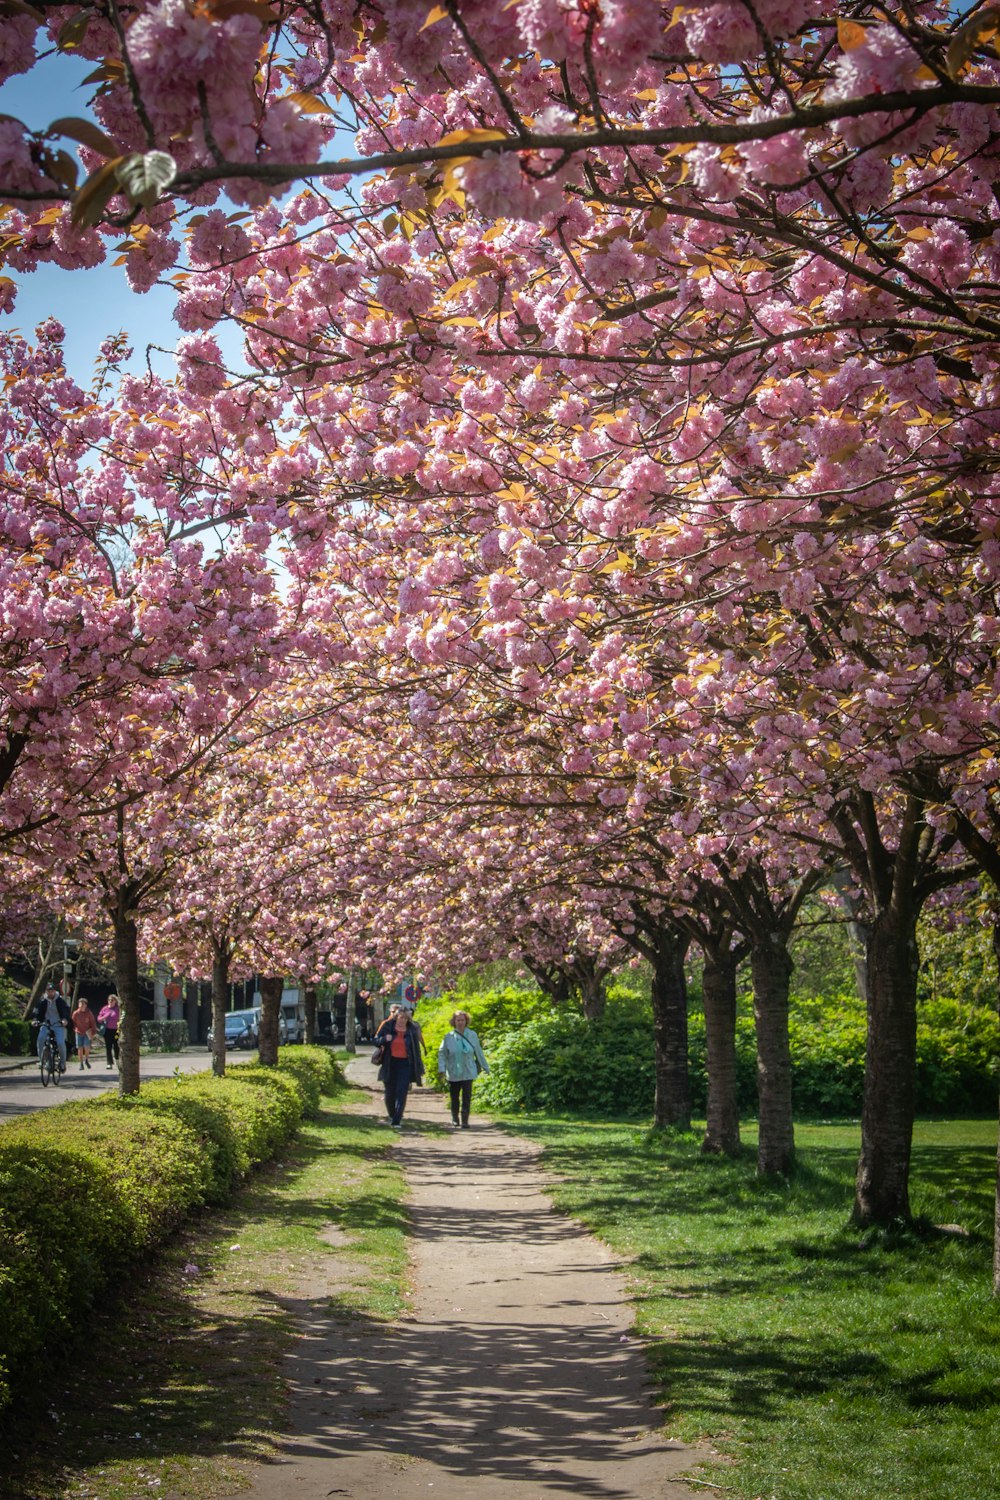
top-left (0, 1086), bottom-right (407, 1500)
top-left (506, 1113), bottom-right (1000, 1500)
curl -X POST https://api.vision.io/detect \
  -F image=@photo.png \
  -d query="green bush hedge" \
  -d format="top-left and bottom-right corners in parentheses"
top-left (0, 1017), bottom-right (30, 1054)
top-left (139, 1019), bottom-right (191, 1052)
top-left (471, 991), bottom-right (999, 1119)
top-left (273, 1044), bottom-right (344, 1117)
top-left (0, 1045), bottom-right (342, 1415)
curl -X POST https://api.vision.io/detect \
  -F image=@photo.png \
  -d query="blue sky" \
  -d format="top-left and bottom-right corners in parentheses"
top-left (1, 52), bottom-right (195, 383)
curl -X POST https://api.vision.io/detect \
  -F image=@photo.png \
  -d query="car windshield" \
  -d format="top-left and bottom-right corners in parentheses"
top-left (225, 1016), bottom-right (251, 1031)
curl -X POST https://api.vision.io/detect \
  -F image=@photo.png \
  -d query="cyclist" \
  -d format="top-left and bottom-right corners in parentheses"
top-left (33, 984), bottom-right (70, 1074)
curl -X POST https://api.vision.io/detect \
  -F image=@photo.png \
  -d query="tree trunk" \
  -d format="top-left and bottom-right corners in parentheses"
top-left (574, 956), bottom-right (607, 1021)
top-left (853, 908), bottom-right (920, 1225)
top-left (701, 943), bottom-right (741, 1157)
top-left (752, 935), bottom-right (795, 1176)
top-left (650, 925), bottom-right (692, 1129)
top-left (258, 974), bottom-right (282, 1066)
top-left (211, 941), bottom-right (230, 1078)
top-left (114, 903), bottom-right (142, 1097)
top-left (345, 969), bottom-right (357, 1054)
top-left (304, 984), bottom-right (317, 1045)
top-left (522, 955), bottom-right (572, 1006)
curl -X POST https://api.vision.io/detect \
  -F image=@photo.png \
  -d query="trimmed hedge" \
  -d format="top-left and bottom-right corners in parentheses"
top-left (0, 1045), bottom-right (343, 1415)
top-left (139, 1019), bottom-right (191, 1052)
top-left (474, 992), bottom-right (999, 1119)
top-left (0, 1017), bottom-right (30, 1055)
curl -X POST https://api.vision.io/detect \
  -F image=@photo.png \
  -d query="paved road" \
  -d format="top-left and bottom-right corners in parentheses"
top-left (0, 1048), bottom-right (219, 1118)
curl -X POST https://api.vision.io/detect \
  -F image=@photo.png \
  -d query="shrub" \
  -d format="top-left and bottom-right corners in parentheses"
top-left (477, 993), bottom-right (655, 1116)
top-left (466, 987), bottom-right (998, 1120)
top-left (274, 1044), bottom-right (345, 1116)
top-left (139, 1019), bottom-right (191, 1052)
top-left (0, 1102), bottom-right (210, 1412)
top-left (0, 1052), bottom-right (344, 1417)
top-left (0, 1017), bottom-right (30, 1055)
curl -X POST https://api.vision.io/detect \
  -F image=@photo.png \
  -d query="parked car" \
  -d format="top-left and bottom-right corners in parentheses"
top-left (207, 1009), bottom-right (259, 1051)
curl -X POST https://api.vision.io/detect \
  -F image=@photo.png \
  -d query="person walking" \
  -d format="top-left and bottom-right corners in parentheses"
top-left (437, 1010), bottom-right (489, 1129)
top-left (97, 994), bottom-right (121, 1069)
top-left (71, 997), bottom-right (99, 1070)
top-left (33, 984), bottom-right (70, 1074)
top-left (374, 1001), bottom-right (424, 1128)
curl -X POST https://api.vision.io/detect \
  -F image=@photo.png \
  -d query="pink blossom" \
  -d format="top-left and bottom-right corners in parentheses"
top-left (0, 16), bottom-right (36, 86)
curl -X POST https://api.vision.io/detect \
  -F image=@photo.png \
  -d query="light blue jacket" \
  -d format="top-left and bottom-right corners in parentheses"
top-left (437, 1027), bottom-right (488, 1083)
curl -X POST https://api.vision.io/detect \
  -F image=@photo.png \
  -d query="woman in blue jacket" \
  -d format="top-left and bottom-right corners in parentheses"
top-left (437, 1010), bottom-right (489, 1129)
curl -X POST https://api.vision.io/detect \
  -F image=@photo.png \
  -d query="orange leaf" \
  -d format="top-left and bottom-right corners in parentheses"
top-left (837, 19), bottom-right (867, 51)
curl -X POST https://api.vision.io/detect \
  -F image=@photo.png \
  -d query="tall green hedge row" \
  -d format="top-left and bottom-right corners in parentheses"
top-left (0, 1017), bottom-right (30, 1055)
top-left (470, 992), bottom-right (999, 1118)
top-left (0, 1046), bottom-right (342, 1415)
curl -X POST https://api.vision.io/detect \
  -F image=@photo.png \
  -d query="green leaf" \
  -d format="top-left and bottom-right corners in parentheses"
top-left (116, 150), bottom-right (177, 208)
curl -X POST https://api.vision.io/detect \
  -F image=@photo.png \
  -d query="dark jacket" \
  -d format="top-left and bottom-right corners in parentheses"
top-left (34, 992), bottom-right (71, 1027)
top-left (374, 1018), bottom-right (425, 1085)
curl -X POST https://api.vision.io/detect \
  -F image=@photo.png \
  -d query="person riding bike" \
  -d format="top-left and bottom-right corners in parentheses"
top-left (32, 984), bottom-right (70, 1074)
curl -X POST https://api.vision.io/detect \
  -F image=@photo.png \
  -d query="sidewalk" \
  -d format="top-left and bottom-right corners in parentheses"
top-left (0, 1045), bottom-right (209, 1073)
top-left (0, 1053), bottom-right (34, 1073)
top-left (226, 1061), bottom-right (708, 1500)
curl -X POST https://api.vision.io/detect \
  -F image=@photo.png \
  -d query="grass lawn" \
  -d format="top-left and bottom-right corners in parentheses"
top-left (0, 1086), bottom-right (407, 1500)
top-left (508, 1113), bottom-right (1000, 1500)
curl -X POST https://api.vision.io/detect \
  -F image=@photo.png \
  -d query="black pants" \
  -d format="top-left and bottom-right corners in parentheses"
top-left (449, 1079), bottom-right (473, 1125)
top-left (384, 1058), bottom-right (413, 1125)
top-left (104, 1028), bottom-right (120, 1066)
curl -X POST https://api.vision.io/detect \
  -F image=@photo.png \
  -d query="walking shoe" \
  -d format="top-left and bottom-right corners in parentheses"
top-left (390, 1122), bottom-right (402, 1129)
top-left (79, 1062), bottom-right (84, 1070)
top-left (460, 1122), bottom-right (470, 1129)
top-left (106, 1063), bottom-right (113, 1069)
top-left (451, 1118), bottom-right (460, 1128)
top-left (84, 1058), bottom-right (91, 1069)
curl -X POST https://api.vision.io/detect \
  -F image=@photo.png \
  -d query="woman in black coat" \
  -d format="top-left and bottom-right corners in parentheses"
top-left (374, 1003), bottom-right (425, 1128)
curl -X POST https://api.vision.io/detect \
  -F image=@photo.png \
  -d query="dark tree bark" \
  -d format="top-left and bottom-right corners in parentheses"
top-left (751, 936), bottom-right (795, 1176)
top-left (832, 793), bottom-right (970, 1228)
top-left (258, 974), bottom-right (282, 1066)
top-left (113, 897), bottom-right (141, 1097)
top-left (211, 937), bottom-right (231, 1078)
top-left (304, 983), bottom-right (317, 1045)
top-left (854, 905), bottom-right (920, 1225)
top-left (572, 955), bottom-right (608, 1020)
top-left (521, 954), bottom-right (572, 1006)
top-left (619, 909), bottom-right (692, 1129)
top-left (700, 938), bottom-right (742, 1157)
top-left (713, 861), bottom-right (818, 1178)
top-left (649, 925), bottom-right (692, 1128)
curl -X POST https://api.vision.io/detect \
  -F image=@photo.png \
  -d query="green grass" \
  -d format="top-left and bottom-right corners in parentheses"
top-left (505, 1114), bottom-right (1000, 1500)
top-left (0, 1087), bottom-right (407, 1500)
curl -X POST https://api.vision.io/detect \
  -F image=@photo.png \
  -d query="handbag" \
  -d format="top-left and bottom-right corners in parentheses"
top-left (370, 1044), bottom-right (384, 1066)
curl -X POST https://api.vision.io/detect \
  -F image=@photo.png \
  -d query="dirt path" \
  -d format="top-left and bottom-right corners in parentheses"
top-left (228, 1073), bottom-right (707, 1500)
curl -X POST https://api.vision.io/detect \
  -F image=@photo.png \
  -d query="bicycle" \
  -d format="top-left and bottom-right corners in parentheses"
top-left (36, 1021), bottom-right (63, 1088)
